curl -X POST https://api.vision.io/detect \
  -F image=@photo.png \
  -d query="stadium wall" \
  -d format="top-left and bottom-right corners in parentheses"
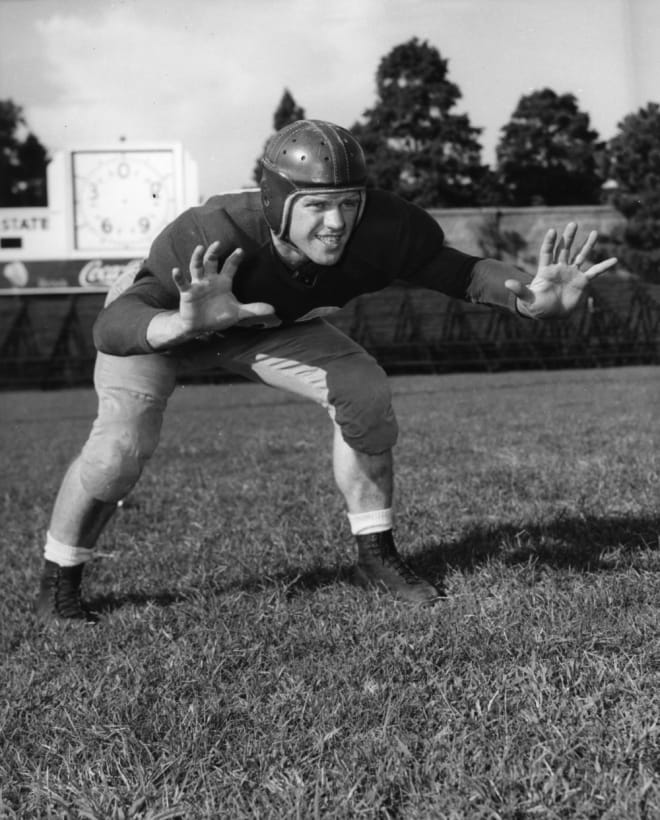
top-left (429, 204), bottom-right (624, 264)
top-left (2, 205), bottom-right (658, 390)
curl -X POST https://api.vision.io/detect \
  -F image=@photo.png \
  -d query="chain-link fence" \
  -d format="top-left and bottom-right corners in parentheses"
top-left (1, 276), bottom-right (659, 390)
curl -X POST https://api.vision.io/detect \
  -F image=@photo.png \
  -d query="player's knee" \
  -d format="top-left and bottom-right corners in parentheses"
top-left (80, 426), bottom-right (160, 502)
top-left (327, 355), bottom-right (398, 454)
top-left (79, 410), bottom-right (163, 502)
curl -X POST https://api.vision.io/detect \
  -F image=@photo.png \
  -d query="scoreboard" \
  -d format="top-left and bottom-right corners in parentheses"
top-left (0, 143), bottom-right (199, 294)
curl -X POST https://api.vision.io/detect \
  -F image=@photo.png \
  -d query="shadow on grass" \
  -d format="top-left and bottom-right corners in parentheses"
top-left (86, 564), bottom-right (360, 614)
top-left (86, 513), bottom-right (659, 613)
top-left (414, 512), bottom-right (660, 581)
top-left (89, 590), bottom-right (187, 615)
top-left (87, 566), bottom-right (357, 614)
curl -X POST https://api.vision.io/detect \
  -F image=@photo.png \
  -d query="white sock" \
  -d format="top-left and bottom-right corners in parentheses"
top-left (44, 531), bottom-right (94, 567)
top-left (347, 508), bottom-right (393, 536)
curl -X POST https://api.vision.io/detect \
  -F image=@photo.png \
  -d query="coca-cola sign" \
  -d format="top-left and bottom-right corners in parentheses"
top-left (0, 258), bottom-right (144, 292)
top-left (78, 258), bottom-right (143, 288)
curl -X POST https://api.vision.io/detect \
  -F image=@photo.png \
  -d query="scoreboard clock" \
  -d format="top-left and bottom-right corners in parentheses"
top-left (71, 148), bottom-right (180, 252)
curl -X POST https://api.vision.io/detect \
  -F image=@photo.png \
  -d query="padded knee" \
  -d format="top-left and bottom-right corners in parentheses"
top-left (79, 389), bottom-right (165, 502)
top-left (326, 353), bottom-right (398, 454)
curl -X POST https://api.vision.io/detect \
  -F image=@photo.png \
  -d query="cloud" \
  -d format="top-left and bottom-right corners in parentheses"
top-left (31, 6), bottom-right (251, 133)
top-left (2, 0), bottom-right (654, 195)
top-left (25, 0), bottom-right (399, 189)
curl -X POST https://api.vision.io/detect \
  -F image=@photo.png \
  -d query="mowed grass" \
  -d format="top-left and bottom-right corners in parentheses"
top-left (0, 366), bottom-right (659, 819)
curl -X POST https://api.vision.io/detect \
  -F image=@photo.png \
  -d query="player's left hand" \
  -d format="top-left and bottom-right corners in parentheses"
top-left (505, 222), bottom-right (617, 319)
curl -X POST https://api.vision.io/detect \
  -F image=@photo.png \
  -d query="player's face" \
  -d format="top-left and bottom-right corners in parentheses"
top-left (288, 192), bottom-right (361, 265)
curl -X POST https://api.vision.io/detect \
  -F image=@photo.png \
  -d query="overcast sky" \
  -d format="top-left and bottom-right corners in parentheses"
top-left (1, 0), bottom-right (658, 199)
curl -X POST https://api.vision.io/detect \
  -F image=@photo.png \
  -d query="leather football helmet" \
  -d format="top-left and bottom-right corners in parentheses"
top-left (259, 119), bottom-right (367, 240)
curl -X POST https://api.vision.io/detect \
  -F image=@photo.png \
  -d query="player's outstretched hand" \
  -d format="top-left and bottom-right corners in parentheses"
top-left (172, 242), bottom-right (275, 333)
top-left (505, 222), bottom-right (617, 319)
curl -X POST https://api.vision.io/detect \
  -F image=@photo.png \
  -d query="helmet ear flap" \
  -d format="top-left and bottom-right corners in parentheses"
top-left (260, 163), bottom-right (298, 237)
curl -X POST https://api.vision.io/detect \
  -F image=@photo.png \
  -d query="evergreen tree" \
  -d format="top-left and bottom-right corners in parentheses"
top-left (272, 88), bottom-right (305, 132)
top-left (351, 38), bottom-right (486, 207)
top-left (253, 89), bottom-right (306, 183)
top-left (495, 88), bottom-right (604, 206)
top-left (0, 99), bottom-right (49, 206)
top-left (601, 102), bottom-right (660, 282)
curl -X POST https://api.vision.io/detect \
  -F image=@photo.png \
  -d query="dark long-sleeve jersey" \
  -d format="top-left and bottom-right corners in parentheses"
top-left (94, 188), bottom-right (533, 356)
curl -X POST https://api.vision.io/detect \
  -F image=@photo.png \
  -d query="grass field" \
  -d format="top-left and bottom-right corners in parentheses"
top-left (1, 366), bottom-right (659, 819)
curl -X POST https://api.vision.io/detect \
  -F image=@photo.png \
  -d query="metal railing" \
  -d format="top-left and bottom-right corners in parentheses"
top-left (1, 278), bottom-right (659, 389)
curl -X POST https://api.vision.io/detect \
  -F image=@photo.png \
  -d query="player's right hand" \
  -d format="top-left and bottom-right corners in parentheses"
top-left (171, 242), bottom-right (276, 333)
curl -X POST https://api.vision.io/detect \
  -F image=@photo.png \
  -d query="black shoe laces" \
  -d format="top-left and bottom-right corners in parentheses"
top-left (383, 549), bottom-right (422, 585)
top-left (54, 574), bottom-right (87, 619)
top-left (361, 537), bottom-right (422, 585)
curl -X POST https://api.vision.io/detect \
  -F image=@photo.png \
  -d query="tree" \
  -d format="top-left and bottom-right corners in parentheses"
top-left (0, 99), bottom-right (49, 206)
top-left (272, 88), bottom-right (305, 132)
top-left (494, 89), bottom-right (604, 206)
top-left (252, 89), bottom-right (306, 183)
top-left (600, 102), bottom-right (660, 282)
top-left (351, 38), bottom-right (487, 207)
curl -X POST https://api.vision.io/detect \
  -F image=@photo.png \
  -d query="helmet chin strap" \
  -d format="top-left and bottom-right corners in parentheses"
top-left (270, 230), bottom-right (309, 269)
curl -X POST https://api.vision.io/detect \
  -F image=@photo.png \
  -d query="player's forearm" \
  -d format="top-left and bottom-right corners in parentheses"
top-left (468, 258), bottom-right (534, 314)
top-left (95, 305), bottom-right (200, 355)
top-left (145, 311), bottom-right (199, 350)
top-left (94, 273), bottom-right (187, 355)
top-left (93, 298), bottom-right (163, 356)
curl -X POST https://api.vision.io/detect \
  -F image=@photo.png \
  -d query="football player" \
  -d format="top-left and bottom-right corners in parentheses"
top-left (36, 119), bottom-right (617, 622)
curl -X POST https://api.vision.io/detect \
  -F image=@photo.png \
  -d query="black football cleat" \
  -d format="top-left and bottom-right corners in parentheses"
top-left (354, 530), bottom-right (441, 606)
top-left (35, 560), bottom-right (98, 624)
